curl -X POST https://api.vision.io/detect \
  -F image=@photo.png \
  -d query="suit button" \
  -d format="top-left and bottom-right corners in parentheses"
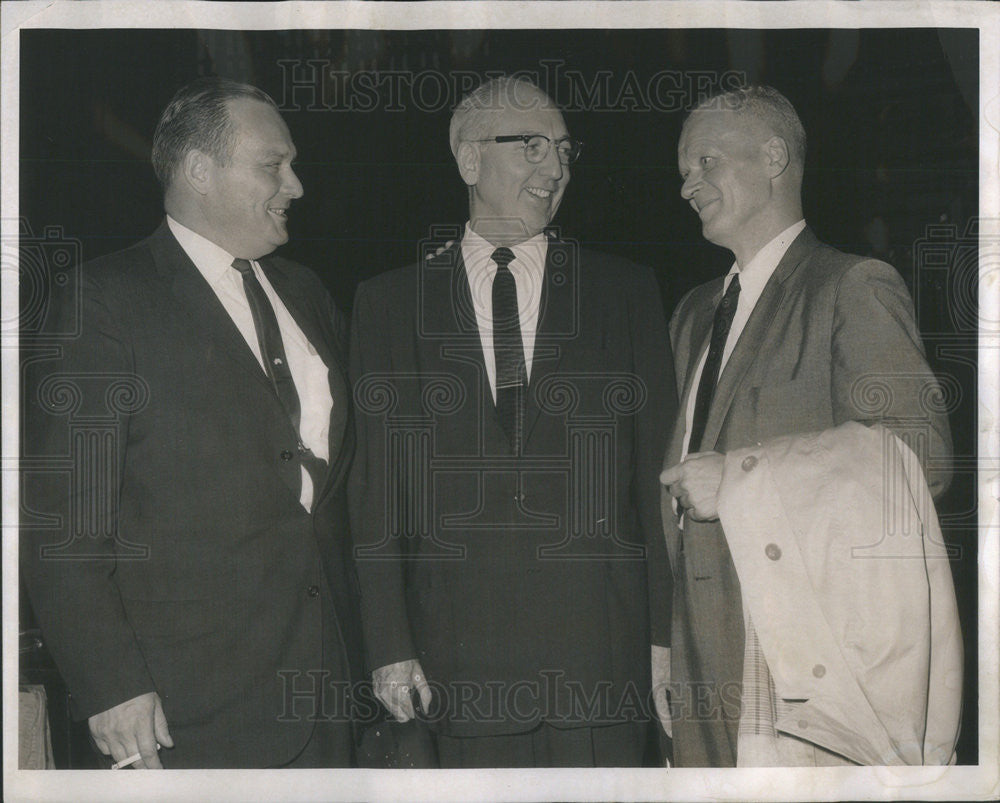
top-left (812, 664), bottom-right (826, 678)
top-left (307, 585), bottom-right (320, 597)
top-left (281, 450), bottom-right (294, 461)
top-left (765, 543), bottom-right (782, 561)
top-left (741, 455), bottom-right (758, 472)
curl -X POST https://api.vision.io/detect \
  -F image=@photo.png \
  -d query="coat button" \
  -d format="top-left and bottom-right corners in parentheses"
top-left (812, 664), bottom-right (826, 678)
top-left (765, 543), bottom-right (782, 561)
top-left (741, 455), bottom-right (758, 472)
top-left (281, 450), bottom-right (294, 461)
top-left (307, 585), bottom-right (320, 597)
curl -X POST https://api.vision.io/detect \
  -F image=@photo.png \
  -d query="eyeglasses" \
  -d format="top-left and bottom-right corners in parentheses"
top-left (471, 134), bottom-right (583, 165)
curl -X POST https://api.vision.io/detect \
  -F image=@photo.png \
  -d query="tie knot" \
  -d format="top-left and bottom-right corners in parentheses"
top-left (491, 247), bottom-right (515, 271)
top-left (232, 258), bottom-right (253, 276)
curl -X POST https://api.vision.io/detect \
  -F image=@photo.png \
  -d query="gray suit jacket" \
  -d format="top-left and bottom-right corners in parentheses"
top-left (350, 234), bottom-right (676, 738)
top-left (21, 222), bottom-right (364, 768)
top-left (660, 227), bottom-right (952, 766)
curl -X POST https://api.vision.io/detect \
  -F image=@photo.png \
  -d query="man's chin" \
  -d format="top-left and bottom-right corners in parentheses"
top-left (267, 229), bottom-right (290, 249)
top-left (701, 220), bottom-right (728, 247)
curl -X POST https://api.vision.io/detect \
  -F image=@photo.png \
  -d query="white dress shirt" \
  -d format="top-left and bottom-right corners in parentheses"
top-left (167, 216), bottom-right (332, 511)
top-left (460, 223), bottom-right (547, 402)
top-left (681, 219), bottom-right (807, 459)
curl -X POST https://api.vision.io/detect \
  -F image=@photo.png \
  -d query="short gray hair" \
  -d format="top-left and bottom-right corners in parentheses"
top-left (448, 76), bottom-right (554, 159)
top-left (688, 85), bottom-right (806, 168)
top-left (152, 77), bottom-right (278, 189)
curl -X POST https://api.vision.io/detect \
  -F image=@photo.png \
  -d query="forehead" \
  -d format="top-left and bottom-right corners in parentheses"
top-left (227, 98), bottom-right (294, 154)
top-left (490, 88), bottom-right (568, 135)
top-left (678, 109), bottom-right (759, 157)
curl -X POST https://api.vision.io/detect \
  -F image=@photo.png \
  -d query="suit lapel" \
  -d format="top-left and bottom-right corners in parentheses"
top-left (151, 221), bottom-right (355, 508)
top-left (523, 237), bottom-right (575, 445)
top-left (402, 241), bottom-right (502, 454)
top-left (698, 227), bottom-right (819, 451)
top-left (149, 221), bottom-right (273, 392)
top-left (662, 288), bottom-right (718, 469)
top-left (445, 244), bottom-right (509, 448)
top-left (260, 257), bottom-right (352, 501)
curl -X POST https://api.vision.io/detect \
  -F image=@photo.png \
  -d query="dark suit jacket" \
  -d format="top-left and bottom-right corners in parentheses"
top-left (660, 227), bottom-right (953, 766)
top-left (348, 233), bottom-right (676, 738)
top-left (20, 221), bottom-right (364, 768)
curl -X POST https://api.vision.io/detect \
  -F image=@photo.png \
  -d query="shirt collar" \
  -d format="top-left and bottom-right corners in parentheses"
top-left (166, 215), bottom-right (241, 286)
top-left (461, 222), bottom-right (548, 279)
top-left (726, 219), bottom-right (807, 299)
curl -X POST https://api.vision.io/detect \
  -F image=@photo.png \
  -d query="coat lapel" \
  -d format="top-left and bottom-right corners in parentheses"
top-left (523, 236), bottom-right (575, 445)
top-left (415, 241), bottom-right (504, 451)
top-left (149, 222), bottom-right (274, 392)
top-left (698, 227), bottom-right (819, 451)
top-left (662, 287), bottom-right (718, 469)
top-left (260, 258), bottom-right (352, 485)
top-left (150, 221), bottom-right (355, 507)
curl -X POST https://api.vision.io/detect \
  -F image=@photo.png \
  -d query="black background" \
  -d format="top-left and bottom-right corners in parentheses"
top-left (19, 27), bottom-right (981, 764)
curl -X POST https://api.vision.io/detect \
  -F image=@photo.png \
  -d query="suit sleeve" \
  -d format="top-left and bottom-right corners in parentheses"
top-left (629, 266), bottom-right (677, 649)
top-left (20, 268), bottom-right (156, 720)
top-left (830, 259), bottom-right (953, 498)
top-left (348, 280), bottom-right (418, 671)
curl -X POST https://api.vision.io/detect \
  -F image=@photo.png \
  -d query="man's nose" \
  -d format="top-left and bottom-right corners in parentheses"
top-left (283, 165), bottom-right (304, 199)
top-left (537, 142), bottom-right (565, 179)
top-left (680, 172), bottom-right (699, 200)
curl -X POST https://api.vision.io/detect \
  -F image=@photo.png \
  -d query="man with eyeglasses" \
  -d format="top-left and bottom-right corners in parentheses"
top-left (349, 76), bottom-right (676, 767)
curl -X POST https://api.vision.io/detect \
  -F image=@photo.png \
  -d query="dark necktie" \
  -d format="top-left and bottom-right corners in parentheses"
top-left (688, 273), bottom-right (741, 453)
top-left (491, 247), bottom-right (526, 454)
top-left (232, 258), bottom-right (327, 500)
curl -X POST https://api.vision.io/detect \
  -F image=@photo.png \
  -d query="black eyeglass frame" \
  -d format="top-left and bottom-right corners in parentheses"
top-left (470, 134), bottom-right (584, 165)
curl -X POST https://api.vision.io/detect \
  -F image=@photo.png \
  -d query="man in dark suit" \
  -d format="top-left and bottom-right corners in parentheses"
top-left (659, 85), bottom-right (953, 766)
top-left (349, 76), bottom-right (676, 767)
top-left (21, 78), bottom-right (363, 768)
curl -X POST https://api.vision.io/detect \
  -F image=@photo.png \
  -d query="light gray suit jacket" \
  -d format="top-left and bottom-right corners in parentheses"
top-left (660, 227), bottom-right (952, 767)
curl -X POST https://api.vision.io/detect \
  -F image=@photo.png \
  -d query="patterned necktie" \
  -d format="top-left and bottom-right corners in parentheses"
top-left (491, 247), bottom-right (526, 454)
top-left (232, 258), bottom-right (327, 500)
top-left (688, 273), bottom-right (741, 453)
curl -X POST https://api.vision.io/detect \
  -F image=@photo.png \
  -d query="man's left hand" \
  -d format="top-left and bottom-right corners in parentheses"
top-left (660, 452), bottom-right (725, 521)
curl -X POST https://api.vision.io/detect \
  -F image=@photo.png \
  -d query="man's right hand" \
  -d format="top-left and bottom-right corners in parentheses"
top-left (88, 691), bottom-right (174, 769)
top-left (372, 659), bottom-right (432, 722)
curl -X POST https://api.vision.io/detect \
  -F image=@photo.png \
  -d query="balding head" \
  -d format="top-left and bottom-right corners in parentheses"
top-left (678, 85), bottom-right (806, 266)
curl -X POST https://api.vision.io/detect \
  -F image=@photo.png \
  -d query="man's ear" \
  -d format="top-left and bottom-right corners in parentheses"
top-left (764, 135), bottom-right (790, 179)
top-left (180, 149), bottom-right (213, 195)
top-left (456, 141), bottom-right (481, 187)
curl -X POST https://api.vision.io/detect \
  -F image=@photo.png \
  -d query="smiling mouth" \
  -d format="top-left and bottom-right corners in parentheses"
top-left (268, 207), bottom-right (288, 219)
top-left (525, 187), bottom-right (553, 200)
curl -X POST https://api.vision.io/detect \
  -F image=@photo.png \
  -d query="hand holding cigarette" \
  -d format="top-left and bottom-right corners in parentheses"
top-left (89, 691), bottom-right (174, 770)
top-left (111, 743), bottom-right (161, 770)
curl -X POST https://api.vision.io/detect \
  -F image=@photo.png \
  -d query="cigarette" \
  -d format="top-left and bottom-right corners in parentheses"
top-left (110, 743), bottom-right (160, 770)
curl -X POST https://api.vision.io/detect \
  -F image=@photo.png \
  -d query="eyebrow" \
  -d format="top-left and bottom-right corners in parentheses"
top-left (258, 147), bottom-right (293, 160)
